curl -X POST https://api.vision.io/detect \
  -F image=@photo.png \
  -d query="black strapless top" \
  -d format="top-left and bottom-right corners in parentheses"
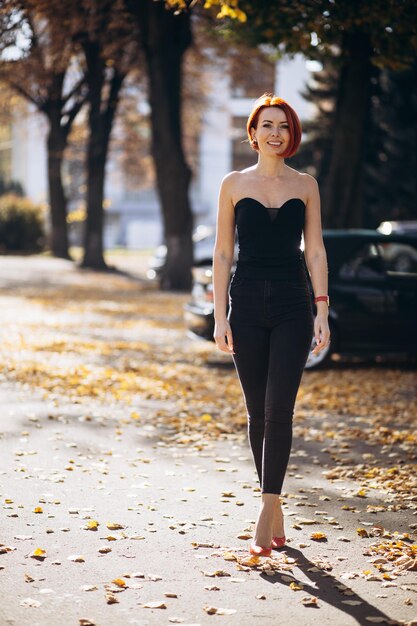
top-left (233, 196), bottom-right (307, 280)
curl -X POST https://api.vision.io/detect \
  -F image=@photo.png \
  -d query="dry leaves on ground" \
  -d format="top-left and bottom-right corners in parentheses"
top-left (1, 259), bottom-right (416, 618)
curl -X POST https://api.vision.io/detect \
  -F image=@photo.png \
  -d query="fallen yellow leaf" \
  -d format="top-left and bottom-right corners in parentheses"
top-left (31, 548), bottom-right (46, 560)
top-left (106, 522), bottom-right (124, 530)
top-left (290, 581), bottom-right (304, 591)
top-left (311, 532), bottom-right (327, 541)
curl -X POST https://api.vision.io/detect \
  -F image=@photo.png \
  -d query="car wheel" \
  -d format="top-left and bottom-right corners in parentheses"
top-left (304, 319), bottom-right (336, 370)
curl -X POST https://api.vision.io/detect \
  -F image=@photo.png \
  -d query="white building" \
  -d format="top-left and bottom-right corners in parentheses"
top-left (0, 54), bottom-right (314, 250)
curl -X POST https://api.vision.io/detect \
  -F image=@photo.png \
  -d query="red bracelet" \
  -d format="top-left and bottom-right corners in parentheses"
top-left (314, 295), bottom-right (329, 306)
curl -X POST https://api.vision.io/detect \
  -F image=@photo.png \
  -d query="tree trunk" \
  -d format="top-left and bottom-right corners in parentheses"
top-left (81, 42), bottom-right (124, 270)
top-left (321, 31), bottom-right (373, 228)
top-left (82, 150), bottom-right (107, 269)
top-left (128, 0), bottom-right (194, 291)
top-left (46, 104), bottom-right (70, 259)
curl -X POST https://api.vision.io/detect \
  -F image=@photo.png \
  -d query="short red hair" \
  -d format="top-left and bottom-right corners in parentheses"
top-left (247, 93), bottom-right (302, 158)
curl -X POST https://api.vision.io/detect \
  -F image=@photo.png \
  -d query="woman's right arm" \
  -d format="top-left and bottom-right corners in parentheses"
top-left (212, 172), bottom-right (237, 354)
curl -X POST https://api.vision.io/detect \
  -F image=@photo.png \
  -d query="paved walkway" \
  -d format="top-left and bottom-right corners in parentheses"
top-left (0, 255), bottom-right (416, 626)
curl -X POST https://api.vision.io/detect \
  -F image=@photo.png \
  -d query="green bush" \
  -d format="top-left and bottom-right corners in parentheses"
top-left (0, 194), bottom-right (46, 253)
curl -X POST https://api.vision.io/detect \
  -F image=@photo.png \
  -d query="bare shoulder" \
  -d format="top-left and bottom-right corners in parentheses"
top-left (218, 171), bottom-right (242, 213)
top-left (220, 169), bottom-right (253, 202)
top-left (220, 170), bottom-right (241, 193)
top-left (299, 171), bottom-right (319, 194)
top-left (287, 167), bottom-right (317, 189)
top-left (288, 169), bottom-right (319, 204)
top-left (240, 164), bottom-right (257, 175)
top-left (222, 170), bottom-right (240, 183)
top-left (223, 168), bottom-right (256, 183)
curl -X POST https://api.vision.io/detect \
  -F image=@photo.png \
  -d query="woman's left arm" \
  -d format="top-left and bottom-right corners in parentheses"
top-left (302, 174), bottom-right (331, 356)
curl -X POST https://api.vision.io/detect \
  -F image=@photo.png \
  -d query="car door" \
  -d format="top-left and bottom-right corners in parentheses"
top-left (378, 239), bottom-right (417, 353)
top-left (337, 241), bottom-right (387, 350)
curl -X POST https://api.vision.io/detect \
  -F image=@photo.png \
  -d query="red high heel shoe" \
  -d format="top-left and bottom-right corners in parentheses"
top-left (271, 535), bottom-right (286, 549)
top-left (249, 543), bottom-right (272, 557)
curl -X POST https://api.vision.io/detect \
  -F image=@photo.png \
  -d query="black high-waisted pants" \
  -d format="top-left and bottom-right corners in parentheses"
top-left (227, 273), bottom-right (314, 495)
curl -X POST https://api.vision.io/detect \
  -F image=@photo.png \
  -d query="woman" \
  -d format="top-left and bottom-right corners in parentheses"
top-left (212, 93), bottom-right (330, 557)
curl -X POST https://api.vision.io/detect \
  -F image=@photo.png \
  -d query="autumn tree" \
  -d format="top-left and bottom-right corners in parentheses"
top-left (292, 54), bottom-right (417, 227)
top-left (364, 61), bottom-right (417, 226)
top-left (0, 0), bottom-right (86, 258)
top-left (122, 2), bottom-right (251, 290)
top-left (112, 46), bottom-right (208, 201)
top-left (1, 0), bottom-right (138, 268)
top-left (124, 0), bottom-right (194, 290)
top-left (68, 0), bottom-right (137, 269)
top-left (184, 0), bottom-right (417, 228)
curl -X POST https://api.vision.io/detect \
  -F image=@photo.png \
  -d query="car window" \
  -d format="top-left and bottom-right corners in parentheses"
top-left (379, 241), bottom-right (417, 275)
top-left (339, 243), bottom-right (385, 280)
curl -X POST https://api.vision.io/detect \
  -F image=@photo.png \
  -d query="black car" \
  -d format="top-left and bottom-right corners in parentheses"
top-left (183, 229), bottom-right (417, 369)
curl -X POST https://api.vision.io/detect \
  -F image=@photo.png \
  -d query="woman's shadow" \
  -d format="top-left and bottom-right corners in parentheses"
top-left (259, 544), bottom-right (399, 625)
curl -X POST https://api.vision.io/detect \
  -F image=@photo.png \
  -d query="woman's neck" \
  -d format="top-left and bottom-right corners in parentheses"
top-left (254, 155), bottom-right (287, 179)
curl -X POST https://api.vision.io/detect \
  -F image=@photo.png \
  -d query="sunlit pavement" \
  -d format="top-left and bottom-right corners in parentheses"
top-left (0, 255), bottom-right (416, 626)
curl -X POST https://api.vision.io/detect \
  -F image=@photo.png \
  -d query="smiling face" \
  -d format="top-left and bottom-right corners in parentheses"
top-left (251, 107), bottom-right (290, 156)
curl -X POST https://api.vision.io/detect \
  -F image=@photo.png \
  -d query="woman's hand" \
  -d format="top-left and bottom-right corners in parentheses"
top-left (214, 319), bottom-right (235, 354)
top-left (312, 312), bottom-right (331, 356)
